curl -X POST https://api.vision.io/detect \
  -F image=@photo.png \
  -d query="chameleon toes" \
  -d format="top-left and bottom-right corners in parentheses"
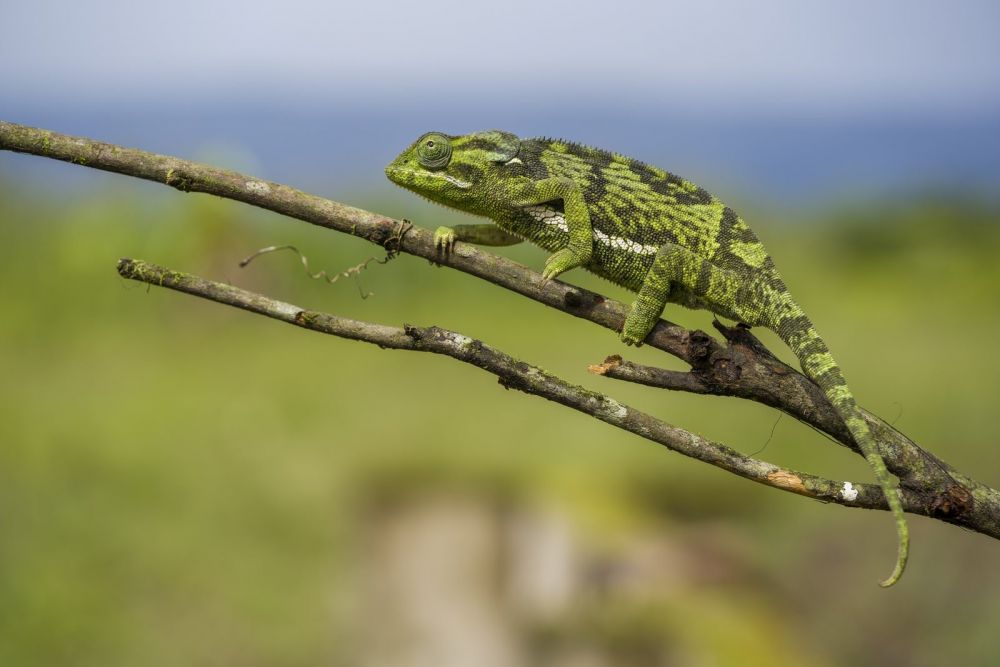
top-left (619, 325), bottom-right (645, 347)
top-left (433, 226), bottom-right (457, 254)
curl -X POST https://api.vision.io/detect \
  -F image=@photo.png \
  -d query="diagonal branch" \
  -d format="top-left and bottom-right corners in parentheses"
top-left (112, 257), bottom-right (899, 512)
top-left (3, 121), bottom-right (998, 540)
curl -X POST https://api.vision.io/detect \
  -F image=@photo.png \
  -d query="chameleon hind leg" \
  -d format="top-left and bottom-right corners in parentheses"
top-left (621, 243), bottom-right (744, 345)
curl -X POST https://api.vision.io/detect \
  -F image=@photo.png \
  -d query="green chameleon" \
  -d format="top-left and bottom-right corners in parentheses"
top-left (386, 130), bottom-right (908, 586)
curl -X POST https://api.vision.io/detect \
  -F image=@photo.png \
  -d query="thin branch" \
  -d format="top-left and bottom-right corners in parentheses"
top-left (114, 257), bottom-right (892, 510)
top-left (3, 121), bottom-right (998, 540)
top-left (590, 355), bottom-right (714, 395)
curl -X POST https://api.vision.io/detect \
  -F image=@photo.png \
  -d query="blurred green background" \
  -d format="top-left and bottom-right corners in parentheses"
top-left (3, 0), bottom-right (1000, 664)
top-left (0, 176), bottom-right (998, 665)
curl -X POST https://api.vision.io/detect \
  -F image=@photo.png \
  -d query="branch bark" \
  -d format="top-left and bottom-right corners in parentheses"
top-left (110, 258), bottom-right (911, 514)
top-left (3, 120), bottom-right (998, 541)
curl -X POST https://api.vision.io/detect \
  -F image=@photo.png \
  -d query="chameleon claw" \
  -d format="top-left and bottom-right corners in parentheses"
top-left (620, 333), bottom-right (643, 347)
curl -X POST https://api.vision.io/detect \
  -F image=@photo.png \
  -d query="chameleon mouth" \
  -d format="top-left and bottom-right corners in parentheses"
top-left (437, 173), bottom-right (472, 189)
top-left (384, 165), bottom-right (408, 184)
top-left (385, 166), bottom-right (471, 189)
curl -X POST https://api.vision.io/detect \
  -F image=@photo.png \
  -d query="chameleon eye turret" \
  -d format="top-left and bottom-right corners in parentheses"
top-left (416, 132), bottom-right (452, 169)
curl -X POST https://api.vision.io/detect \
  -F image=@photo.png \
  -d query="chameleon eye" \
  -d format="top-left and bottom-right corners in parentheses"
top-left (416, 133), bottom-right (452, 169)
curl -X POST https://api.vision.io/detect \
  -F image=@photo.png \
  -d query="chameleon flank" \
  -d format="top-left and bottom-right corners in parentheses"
top-left (386, 130), bottom-right (909, 586)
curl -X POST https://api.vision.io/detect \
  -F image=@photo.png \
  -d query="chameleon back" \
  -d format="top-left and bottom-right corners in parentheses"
top-left (508, 139), bottom-right (785, 318)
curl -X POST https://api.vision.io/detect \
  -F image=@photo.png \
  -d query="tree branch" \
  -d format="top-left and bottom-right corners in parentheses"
top-left (3, 120), bottom-right (998, 540)
top-left (112, 257), bottom-right (897, 511)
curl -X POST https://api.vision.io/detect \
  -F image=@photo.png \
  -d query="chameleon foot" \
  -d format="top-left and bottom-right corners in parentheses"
top-left (434, 226), bottom-right (457, 255)
top-left (542, 247), bottom-right (589, 282)
top-left (619, 326), bottom-right (646, 347)
top-left (620, 301), bottom-right (659, 346)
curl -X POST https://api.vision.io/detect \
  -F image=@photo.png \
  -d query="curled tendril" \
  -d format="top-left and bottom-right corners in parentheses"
top-left (238, 220), bottom-right (412, 300)
top-left (416, 132), bottom-right (452, 169)
top-left (239, 245), bottom-right (380, 298)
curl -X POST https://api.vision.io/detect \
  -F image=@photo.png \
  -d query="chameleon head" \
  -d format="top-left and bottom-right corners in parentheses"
top-left (385, 130), bottom-right (521, 213)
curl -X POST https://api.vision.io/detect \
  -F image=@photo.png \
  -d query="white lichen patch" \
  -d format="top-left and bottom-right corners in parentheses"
top-left (840, 481), bottom-right (859, 502)
top-left (597, 398), bottom-right (628, 421)
top-left (245, 180), bottom-right (271, 195)
top-left (447, 333), bottom-right (474, 347)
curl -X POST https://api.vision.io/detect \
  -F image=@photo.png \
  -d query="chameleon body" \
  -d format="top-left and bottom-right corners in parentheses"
top-left (386, 130), bottom-right (908, 586)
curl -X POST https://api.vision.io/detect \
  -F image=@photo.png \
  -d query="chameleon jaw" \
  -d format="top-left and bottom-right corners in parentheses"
top-left (385, 166), bottom-right (471, 190)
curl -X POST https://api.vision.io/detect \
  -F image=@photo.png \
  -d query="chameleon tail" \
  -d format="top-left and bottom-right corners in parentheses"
top-left (775, 310), bottom-right (909, 587)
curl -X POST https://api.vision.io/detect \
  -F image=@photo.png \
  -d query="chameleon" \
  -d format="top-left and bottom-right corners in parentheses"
top-left (385, 130), bottom-right (908, 586)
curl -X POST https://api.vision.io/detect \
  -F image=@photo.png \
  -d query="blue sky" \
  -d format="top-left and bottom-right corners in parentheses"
top-left (2, 0), bottom-right (999, 201)
top-left (4, 0), bottom-right (998, 114)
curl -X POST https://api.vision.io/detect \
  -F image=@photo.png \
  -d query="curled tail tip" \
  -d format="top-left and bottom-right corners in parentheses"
top-left (779, 318), bottom-right (912, 588)
top-left (878, 520), bottom-right (910, 588)
top-left (878, 559), bottom-right (906, 588)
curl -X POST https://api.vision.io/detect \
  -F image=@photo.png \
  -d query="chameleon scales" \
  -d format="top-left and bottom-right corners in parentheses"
top-left (386, 130), bottom-right (908, 586)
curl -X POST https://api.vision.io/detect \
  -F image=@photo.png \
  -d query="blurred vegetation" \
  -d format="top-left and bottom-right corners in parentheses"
top-left (1, 172), bottom-right (999, 666)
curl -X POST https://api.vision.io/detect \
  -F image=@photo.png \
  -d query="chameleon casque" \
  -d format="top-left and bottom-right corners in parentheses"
top-left (386, 130), bottom-right (908, 586)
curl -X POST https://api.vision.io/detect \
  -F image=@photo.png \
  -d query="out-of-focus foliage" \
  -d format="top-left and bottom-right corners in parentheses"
top-left (1, 178), bottom-right (998, 666)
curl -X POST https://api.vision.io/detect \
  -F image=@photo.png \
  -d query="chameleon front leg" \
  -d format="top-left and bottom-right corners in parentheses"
top-left (622, 243), bottom-right (743, 345)
top-left (512, 177), bottom-right (593, 280)
top-left (434, 224), bottom-right (522, 253)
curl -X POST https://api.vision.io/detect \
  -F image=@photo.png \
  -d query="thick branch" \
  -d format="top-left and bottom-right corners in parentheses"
top-left (591, 321), bottom-right (964, 493)
top-left (3, 121), bottom-right (998, 539)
